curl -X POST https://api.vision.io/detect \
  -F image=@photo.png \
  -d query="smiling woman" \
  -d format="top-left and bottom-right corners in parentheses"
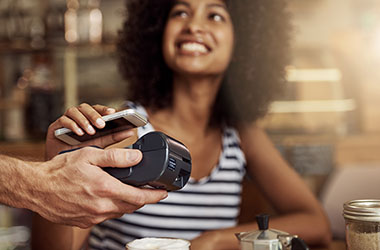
top-left (119, 0), bottom-right (290, 126)
top-left (162, 0), bottom-right (234, 75)
top-left (32, 0), bottom-right (332, 250)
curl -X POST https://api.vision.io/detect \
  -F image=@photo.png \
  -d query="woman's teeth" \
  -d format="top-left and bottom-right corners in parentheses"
top-left (180, 42), bottom-right (208, 53)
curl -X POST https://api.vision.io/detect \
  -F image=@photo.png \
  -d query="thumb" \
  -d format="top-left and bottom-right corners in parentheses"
top-left (89, 148), bottom-right (142, 168)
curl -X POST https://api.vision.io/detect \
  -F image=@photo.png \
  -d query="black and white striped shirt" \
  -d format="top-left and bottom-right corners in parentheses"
top-left (88, 104), bottom-right (246, 250)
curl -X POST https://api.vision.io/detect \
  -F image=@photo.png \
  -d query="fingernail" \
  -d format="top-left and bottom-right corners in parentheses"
top-left (161, 192), bottom-right (168, 199)
top-left (127, 150), bottom-right (140, 162)
top-left (96, 118), bottom-right (105, 127)
top-left (87, 125), bottom-right (95, 134)
top-left (76, 128), bottom-right (84, 135)
top-left (107, 108), bottom-right (115, 113)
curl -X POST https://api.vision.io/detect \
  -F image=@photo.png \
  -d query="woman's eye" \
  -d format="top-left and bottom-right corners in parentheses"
top-left (171, 10), bottom-right (188, 18)
top-left (209, 13), bottom-right (225, 22)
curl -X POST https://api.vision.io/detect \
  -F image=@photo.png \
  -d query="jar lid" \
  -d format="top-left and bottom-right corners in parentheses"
top-left (343, 199), bottom-right (380, 222)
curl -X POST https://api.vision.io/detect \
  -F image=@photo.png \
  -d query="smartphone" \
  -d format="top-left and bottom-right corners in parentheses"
top-left (54, 109), bottom-right (148, 145)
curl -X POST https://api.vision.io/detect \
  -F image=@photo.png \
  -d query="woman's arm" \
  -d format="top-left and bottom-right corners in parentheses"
top-left (237, 124), bottom-right (331, 245)
top-left (191, 124), bottom-right (331, 250)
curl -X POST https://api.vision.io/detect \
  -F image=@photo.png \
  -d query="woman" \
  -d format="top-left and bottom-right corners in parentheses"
top-left (34, 0), bottom-right (332, 249)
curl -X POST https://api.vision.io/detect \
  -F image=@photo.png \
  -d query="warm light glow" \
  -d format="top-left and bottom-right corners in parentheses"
top-left (89, 9), bottom-right (102, 44)
top-left (269, 99), bottom-right (356, 113)
top-left (371, 28), bottom-right (380, 58)
top-left (286, 68), bottom-right (342, 82)
top-left (64, 9), bottom-right (78, 43)
top-left (66, 0), bottom-right (79, 10)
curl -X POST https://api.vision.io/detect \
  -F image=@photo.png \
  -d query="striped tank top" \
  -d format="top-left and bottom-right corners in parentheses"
top-left (88, 103), bottom-right (247, 250)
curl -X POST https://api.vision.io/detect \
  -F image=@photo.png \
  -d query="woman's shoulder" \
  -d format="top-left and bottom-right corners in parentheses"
top-left (235, 122), bottom-right (269, 148)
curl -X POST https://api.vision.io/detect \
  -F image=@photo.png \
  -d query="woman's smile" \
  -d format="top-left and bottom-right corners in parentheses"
top-left (162, 0), bottom-right (234, 75)
top-left (179, 42), bottom-right (208, 54)
top-left (177, 40), bottom-right (211, 55)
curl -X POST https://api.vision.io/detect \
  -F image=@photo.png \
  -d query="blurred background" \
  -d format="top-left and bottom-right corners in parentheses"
top-left (1, 0), bottom-right (380, 249)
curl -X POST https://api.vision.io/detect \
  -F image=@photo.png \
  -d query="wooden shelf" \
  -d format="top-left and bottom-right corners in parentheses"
top-left (0, 41), bottom-right (116, 56)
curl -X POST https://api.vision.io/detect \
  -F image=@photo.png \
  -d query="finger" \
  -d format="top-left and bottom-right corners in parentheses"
top-left (93, 129), bottom-right (136, 148)
top-left (77, 129), bottom-right (135, 149)
top-left (65, 105), bottom-right (96, 135)
top-left (91, 173), bottom-right (168, 208)
top-left (103, 213), bottom-right (125, 219)
top-left (88, 148), bottom-right (143, 168)
top-left (92, 169), bottom-right (168, 205)
top-left (92, 104), bottom-right (116, 115)
top-left (115, 185), bottom-right (168, 206)
top-left (47, 119), bottom-right (69, 134)
top-left (114, 203), bottom-right (143, 214)
top-left (56, 115), bottom-right (85, 136)
top-left (107, 179), bottom-right (168, 205)
top-left (68, 219), bottom-right (93, 229)
top-left (102, 208), bottom-right (136, 218)
top-left (77, 103), bottom-right (105, 130)
top-left (88, 214), bottom-right (125, 226)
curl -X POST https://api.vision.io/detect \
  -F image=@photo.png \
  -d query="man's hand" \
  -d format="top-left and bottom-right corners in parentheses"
top-left (27, 147), bottom-right (167, 228)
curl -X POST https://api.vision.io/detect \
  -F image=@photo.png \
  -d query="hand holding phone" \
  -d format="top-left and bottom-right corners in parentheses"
top-left (54, 109), bottom-right (147, 145)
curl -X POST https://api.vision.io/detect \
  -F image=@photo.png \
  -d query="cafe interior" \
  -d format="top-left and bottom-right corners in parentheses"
top-left (1, 0), bottom-right (380, 249)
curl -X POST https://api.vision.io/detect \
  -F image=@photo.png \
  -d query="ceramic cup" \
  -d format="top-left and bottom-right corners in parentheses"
top-left (126, 237), bottom-right (190, 250)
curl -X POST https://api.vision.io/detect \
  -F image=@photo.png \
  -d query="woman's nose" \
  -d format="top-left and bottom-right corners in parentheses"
top-left (184, 16), bottom-right (206, 34)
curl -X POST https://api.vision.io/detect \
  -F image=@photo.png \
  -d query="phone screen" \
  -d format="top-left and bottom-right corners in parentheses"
top-left (66, 117), bottom-right (137, 143)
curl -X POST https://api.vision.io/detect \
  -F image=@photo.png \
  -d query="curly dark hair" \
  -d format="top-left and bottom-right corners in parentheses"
top-left (118, 0), bottom-right (291, 127)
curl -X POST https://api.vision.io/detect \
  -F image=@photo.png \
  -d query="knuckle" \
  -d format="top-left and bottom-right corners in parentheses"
top-left (92, 104), bottom-right (102, 110)
top-left (57, 116), bottom-right (66, 124)
top-left (92, 202), bottom-right (106, 215)
top-left (80, 147), bottom-right (94, 157)
top-left (105, 149), bottom-right (119, 164)
top-left (47, 122), bottom-right (57, 131)
top-left (95, 180), bottom-right (113, 196)
top-left (91, 114), bottom-right (101, 121)
top-left (82, 120), bottom-right (90, 126)
top-left (94, 201), bottom-right (113, 215)
top-left (65, 107), bottom-right (77, 114)
top-left (131, 193), bottom-right (146, 207)
top-left (78, 103), bottom-right (88, 109)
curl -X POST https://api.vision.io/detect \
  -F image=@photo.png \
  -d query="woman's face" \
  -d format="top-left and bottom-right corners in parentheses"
top-left (162, 0), bottom-right (234, 77)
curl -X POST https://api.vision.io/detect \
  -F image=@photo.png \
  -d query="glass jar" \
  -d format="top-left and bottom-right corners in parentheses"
top-left (343, 199), bottom-right (380, 250)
